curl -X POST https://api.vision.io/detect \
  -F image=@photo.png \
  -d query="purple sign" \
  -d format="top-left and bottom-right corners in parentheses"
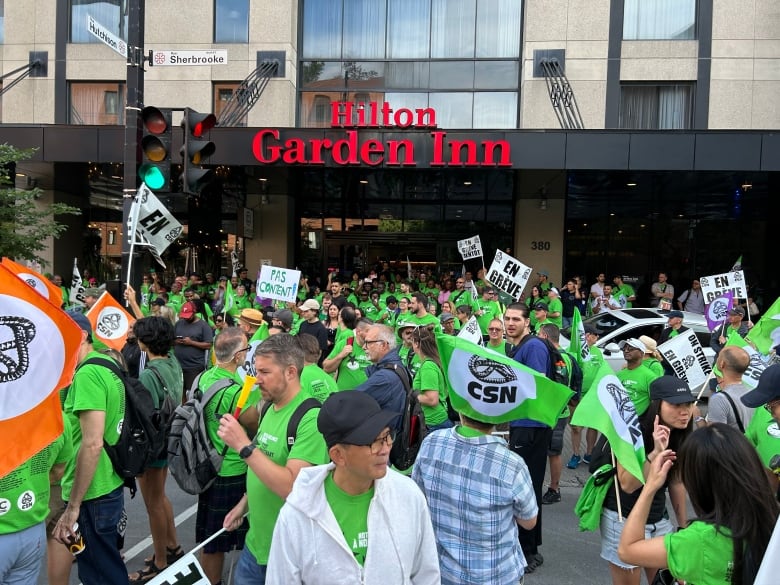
top-left (705, 291), bottom-right (735, 332)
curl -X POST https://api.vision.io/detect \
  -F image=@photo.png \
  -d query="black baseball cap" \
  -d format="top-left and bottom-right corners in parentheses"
top-left (317, 391), bottom-right (399, 449)
top-left (741, 364), bottom-right (780, 407)
top-left (667, 310), bottom-right (684, 319)
top-left (649, 376), bottom-right (695, 404)
top-left (584, 324), bottom-right (600, 335)
top-left (533, 302), bottom-right (548, 311)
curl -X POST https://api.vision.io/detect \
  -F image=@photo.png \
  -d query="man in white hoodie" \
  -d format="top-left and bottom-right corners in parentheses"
top-left (266, 391), bottom-right (441, 585)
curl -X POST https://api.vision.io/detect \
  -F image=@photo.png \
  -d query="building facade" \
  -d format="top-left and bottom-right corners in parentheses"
top-left (0, 0), bottom-right (777, 298)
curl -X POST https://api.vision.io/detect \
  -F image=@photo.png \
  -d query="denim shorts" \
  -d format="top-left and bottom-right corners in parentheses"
top-left (600, 508), bottom-right (673, 569)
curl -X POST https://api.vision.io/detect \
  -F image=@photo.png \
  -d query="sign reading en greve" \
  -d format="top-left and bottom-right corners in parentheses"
top-left (152, 50), bottom-right (229, 66)
top-left (87, 14), bottom-right (127, 58)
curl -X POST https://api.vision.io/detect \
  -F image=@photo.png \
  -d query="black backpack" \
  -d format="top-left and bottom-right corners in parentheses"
top-left (538, 338), bottom-right (583, 400)
top-left (383, 363), bottom-right (427, 471)
top-left (258, 397), bottom-right (322, 450)
top-left (80, 357), bottom-right (164, 497)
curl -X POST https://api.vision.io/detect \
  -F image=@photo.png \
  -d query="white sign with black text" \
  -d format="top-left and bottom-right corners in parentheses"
top-left (132, 184), bottom-right (183, 254)
top-left (486, 250), bottom-right (532, 301)
top-left (657, 330), bottom-right (712, 391)
top-left (152, 50), bottom-right (229, 66)
top-left (699, 270), bottom-right (748, 304)
top-left (457, 235), bottom-right (483, 261)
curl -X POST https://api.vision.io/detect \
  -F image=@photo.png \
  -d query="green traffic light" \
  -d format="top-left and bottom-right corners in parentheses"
top-left (138, 164), bottom-right (166, 190)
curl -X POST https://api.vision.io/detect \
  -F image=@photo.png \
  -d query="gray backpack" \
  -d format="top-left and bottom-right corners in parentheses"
top-left (167, 377), bottom-right (236, 495)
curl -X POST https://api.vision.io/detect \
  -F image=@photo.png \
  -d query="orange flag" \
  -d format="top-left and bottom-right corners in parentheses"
top-left (1, 257), bottom-right (64, 308)
top-left (0, 263), bottom-right (81, 477)
top-left (85, 291), bottom-right (135, 351)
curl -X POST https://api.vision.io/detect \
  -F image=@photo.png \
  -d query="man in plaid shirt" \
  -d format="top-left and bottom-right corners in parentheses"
top-left (412, 416), bottom-right (538, 584)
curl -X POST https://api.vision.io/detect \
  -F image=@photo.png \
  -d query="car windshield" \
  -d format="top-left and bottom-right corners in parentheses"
top-left (560, 313), bottom-right (630, 339)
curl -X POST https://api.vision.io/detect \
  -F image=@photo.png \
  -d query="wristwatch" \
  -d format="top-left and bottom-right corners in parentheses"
top-left (239, 444), bottom-right (256, 459)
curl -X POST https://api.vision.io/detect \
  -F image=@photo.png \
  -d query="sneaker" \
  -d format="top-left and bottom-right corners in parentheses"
top-left (583, 453), bottom-right (592, 465)
top-left (541, 488), bottom-right (561, 504)
top-left (566, 454), bottom-right (581, 469)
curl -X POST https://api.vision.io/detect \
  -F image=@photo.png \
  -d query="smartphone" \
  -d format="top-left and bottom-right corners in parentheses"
top-left (176, 335), bottom-right (184, 339)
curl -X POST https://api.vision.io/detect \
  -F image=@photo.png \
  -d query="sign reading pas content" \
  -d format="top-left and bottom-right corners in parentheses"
top-left (257, 265), bottom-right (300, 303)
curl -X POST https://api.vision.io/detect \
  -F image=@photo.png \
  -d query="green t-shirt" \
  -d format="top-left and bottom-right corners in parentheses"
top-left (198, 366), bottom-right (260, 477)
top-left (328, 333), bottom-right (371, 390)
top-left (547, 297), bottom-right (563, 328)
top-left (323, 472), bottom-right (373, 566)
top-left (642, 357), bottom-right (665, 378)
top-left (246, 391), bottom-right (329, 564)
top-left (745, 407), bottom-right (780, 468)
top-left (614, 284), bottom-right (635, 308)
top-left (398, 346), bottom-right (422, 379)
top-left (141, 354), bottom-right (184, 409)
top-left (413, 359), bottom-right (448, 426)
top-left (0, 415), bottom-right (72, 533)
top-left (62, 352), bottom-right (125, 501)
top-left (617, 365), bottom-right (660, 416)
top-left (406, 312), bottom-right (442, 334)
top-left (474, 299), bottom-right (501, 334)
top-left (301, 363), bottom-right (339, 403)
top-left (455, 424), bottom-right (484, 438)
top-left (665, 522), bottom-right (735, 585)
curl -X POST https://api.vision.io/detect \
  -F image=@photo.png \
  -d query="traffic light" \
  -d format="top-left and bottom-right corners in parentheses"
top-left (181, 108), bottom-right (216, 194)
top-left (138, 106), bottom-right (172, 191)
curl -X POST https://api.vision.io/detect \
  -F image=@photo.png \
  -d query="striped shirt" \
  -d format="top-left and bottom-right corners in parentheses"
top-left (412, 427), bottom-right (537, 585)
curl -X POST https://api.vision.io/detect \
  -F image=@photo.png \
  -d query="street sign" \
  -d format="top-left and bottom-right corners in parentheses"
top-left (87, 14), bottom-right (128, 58)
top-left (152, 50), bottom-right (229, 66)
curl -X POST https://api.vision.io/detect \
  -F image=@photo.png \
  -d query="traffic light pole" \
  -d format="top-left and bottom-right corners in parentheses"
top-left (121, 0), bottom-right (144, 300)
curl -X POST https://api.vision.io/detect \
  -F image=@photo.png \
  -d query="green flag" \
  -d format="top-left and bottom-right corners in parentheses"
top-left (571, 360), bottom-right (646, 483)
top-left (569, 309), bottom-right (590, 367)
top-left (223, 279), bottom-right (235, 315)
top-left (746, 296), bottom-right (780, 355)
top-left (436, 334), bottom-right (573, 426)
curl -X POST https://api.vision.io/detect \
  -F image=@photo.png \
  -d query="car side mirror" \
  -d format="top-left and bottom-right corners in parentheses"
top-left (604, 342), bottom-right (621, 355)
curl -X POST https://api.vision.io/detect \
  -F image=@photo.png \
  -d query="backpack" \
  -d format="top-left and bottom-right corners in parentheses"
top-left (258, 397), bottom-right (321, 449)
top-left (167, 377), bottom-right (236, 495)
top-left (80, 357), bottom-right (164, 497)
top-left (538, 338), bottom-right (583, 400)
top-left (145, 364), bottom-right (179, 450)
top-left (383, 363), bottom-right (427, 471)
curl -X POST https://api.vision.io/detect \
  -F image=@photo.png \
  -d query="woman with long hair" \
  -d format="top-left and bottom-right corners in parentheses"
top-left (525, 285), bottom-right (544, 330)
top-left (594, 376), bottom-right (693, 585)
top-left (438, 278), bottom-right (453, 306)
top-left (322, 303), bottom-right (340, 350)
top-left (619, 423), bottom-right (778, 585)
top-left (127, 317), bottom-right (185, 582)
top-left (411, 326), bottom-right (453, 431)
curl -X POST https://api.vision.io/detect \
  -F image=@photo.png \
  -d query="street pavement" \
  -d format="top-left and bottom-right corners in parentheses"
top-left (47, 425), bottom-right (617, 585)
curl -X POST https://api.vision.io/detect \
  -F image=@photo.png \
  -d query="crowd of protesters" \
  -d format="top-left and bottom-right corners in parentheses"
top-left (2, 261), bottom-right (779, 585)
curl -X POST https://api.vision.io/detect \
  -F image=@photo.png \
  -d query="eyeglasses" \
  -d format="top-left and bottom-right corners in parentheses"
top-left (362, 338), bottom-right (386, 349)
top-left (215, 318), bottom-right (224, 324)
top-left (234, 346), bottom-right (251, 357)
top-left (368, 430), bottom-right (396, 454)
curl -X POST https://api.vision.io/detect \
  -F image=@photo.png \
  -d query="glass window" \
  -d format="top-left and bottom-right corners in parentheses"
top-left (429, 92), bottom-right (473, 128)
top-left (343, 0), bottom-right (386, 59)
top-left (0, 0), bottom-right (5, 44)
top-left (431, 0), bottom-right (476, 58)
top-left (214, 82), bottom-right (248, 126)
top-left (70, 1), bottom-right (127, 43)
top-left (303, 0), bottom-right (343, 58)
top-left (301, 61), bottom-right (344, 88)
top-left (473, 92), bottom-right (517, 128)
top-left (215, 0), bottom-right (249, 43)
top-left (69, 82), bottom-right (125, 125)
top-left (383, 92), bottom-right (429, 116)
top-left (429, 62), bottom-right (474, 90)
top-left (476, 0), bottom-right (522, 57)
top-left (619, 83), bottom-right (694, 129)
top-left (386, 62), bottom-right (430, 89)
top-left (475, 61), bottom-right (519, 89)
top-left (387, 0), bottom-right (431, 58)
top-left (623, 0), bottom-right (696, 40)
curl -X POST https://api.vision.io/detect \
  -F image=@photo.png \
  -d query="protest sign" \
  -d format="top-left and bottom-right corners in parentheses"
top-left (70, 258), bottom-right (86, 308)
top-left (257, 265), bottom-right (301, 303)
top-left (699, 270), bottom-right (747, 304)
top-left (457, 235), bottom-right (483, 261)
top-left (704, 291), bottom-right (735, 332)
top-left (147, 552), bottom-right (210, 585)
top-left (457, 315), bottom-right (483, 345)
top-left (657, 329), bottom-right (712, 391)
top-left (486, 250), bottom-right (532, 301)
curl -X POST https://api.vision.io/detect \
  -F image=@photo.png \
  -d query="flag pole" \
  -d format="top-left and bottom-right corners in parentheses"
top-left (610, 451), bottom-right (623, 522)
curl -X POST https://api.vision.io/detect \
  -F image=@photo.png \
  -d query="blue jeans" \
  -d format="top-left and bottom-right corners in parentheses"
top-left (0, 521), bottom-right (45, 585)
top-left (75, 486), bottom-right (128, 585)
top-left (235, 547), bottom-right (267, 585)
top-left (428, 419), bottom-right (454, 432)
